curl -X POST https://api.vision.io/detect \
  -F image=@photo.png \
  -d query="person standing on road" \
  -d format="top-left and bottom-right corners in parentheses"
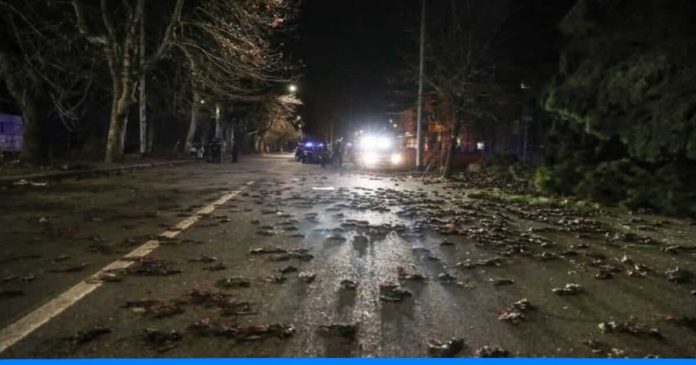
top-left (333, 137), bottom-right (344, 168)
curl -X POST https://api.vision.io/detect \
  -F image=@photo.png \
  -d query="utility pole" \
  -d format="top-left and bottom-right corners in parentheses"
top-left (138, 1), bottom-right (147, 156)
top-left (415, 0), bottom-right (426, 170)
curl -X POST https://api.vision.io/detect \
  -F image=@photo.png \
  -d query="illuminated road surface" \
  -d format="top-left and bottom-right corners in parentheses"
top-left (1, 155), bottom-right (695, 357)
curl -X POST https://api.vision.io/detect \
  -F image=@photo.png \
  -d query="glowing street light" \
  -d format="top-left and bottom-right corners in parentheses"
top-left (288, 84), bottom-right (297, 93)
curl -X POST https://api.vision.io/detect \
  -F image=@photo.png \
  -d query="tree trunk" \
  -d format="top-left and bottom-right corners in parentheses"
top-left (214, 103), bottom-right (222, 139)
top-left (442, 120), bottom-right (462, 178)
top-left (185, 91), bottom-right (201, 152)
top-left (0, 53), bottom-right (48, 165)
top-left (19, 94), bottom-right (48, 165)
top-left (147, 117), bottom-right (154, 154)
top-left (139, 0), bottom-right (147, 156)
top-left (224, 124), bottom-right (232, 154)
top-left (105, 88), bottom-right (133, 162)
top-left (231, 122), bottom-right (240, 162)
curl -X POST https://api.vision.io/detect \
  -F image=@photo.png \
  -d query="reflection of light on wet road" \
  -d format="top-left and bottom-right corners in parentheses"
top-left (312, 186), bottom-right (335, 191)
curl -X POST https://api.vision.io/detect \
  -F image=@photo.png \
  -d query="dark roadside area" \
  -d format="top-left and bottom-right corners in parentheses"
top-left (0, 155), bottom-right (195, 187)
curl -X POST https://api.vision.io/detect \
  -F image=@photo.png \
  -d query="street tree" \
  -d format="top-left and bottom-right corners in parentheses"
top-left (0, 1), bottom-right (94, 164)
top-left (425, 0), bottom-right (512, 177)
top-left (70, 0), bottom-right (183, 162)
top-left (174, 0), bottom-right (298, 152)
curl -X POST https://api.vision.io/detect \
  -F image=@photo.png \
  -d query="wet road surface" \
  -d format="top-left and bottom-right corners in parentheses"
top-left (1, 154), bottom-right (695, 357)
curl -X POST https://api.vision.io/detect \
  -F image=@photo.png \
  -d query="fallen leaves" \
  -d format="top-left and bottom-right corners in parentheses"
top-left (121, 257), bottom-right (182, 276)
top-left (216, 276), bottom-right (251, 289)
top-left (475, 345), bottom-right (509, 357)
top-left (598, 320), bottom-right (663, 339)
top-left (49, 262), bottom-right (89, 273)
top-left (298, 271), bottom-right (316, 283)
top-left (318, 323), bottom-right (359, 339)
top-left (665, 267), bottom-right (692, 284)
top-left (188, 318), bottom-right (295, 342)
top-left (339, 279), bottom-right (358, 290)
top-left (498, 298), bottom-right (535, 324)
top-left (123, 300), bottom-right (184, 319)
top-left (143, 328), bottom-right (182, 352)
top-left (427, 338), bottom-right (465, 357)
top-left (379, 282), bottom-right (412, 302)
top-left (552, 283), bottom-right (583, 296)
top-left (70, 326), bottom-right (111, 345)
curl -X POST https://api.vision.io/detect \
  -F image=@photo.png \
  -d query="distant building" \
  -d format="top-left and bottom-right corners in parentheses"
top-left (0, 113), bottom-right (23, 153)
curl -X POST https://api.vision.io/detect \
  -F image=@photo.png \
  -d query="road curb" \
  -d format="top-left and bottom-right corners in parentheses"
top-left (0, 160), bottom-right (195, 187)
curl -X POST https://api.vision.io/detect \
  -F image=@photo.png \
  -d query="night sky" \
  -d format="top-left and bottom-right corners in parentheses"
top-left (292, 0), bottom-right (420, 137)
top-left (291, 0), bottom-right (574, 138)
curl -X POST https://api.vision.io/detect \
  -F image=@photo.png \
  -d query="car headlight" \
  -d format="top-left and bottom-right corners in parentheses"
top-left (390, 153), bottom-right (403, 165)
top-left (305, 142), bottom-right (313, 147)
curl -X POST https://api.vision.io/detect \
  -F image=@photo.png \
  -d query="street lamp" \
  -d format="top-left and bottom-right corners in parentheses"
top-left (288, 84), bottom-right (297, 93)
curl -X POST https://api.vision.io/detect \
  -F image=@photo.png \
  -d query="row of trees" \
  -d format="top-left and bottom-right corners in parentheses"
top-left (416, 0), bottom-right (695, 215)
top-left (0, 0), bottom-right (300, 164)
top-left (538, 0), bottom-right (696, 216)
top-left (413, 0), bottom-right (559, 177)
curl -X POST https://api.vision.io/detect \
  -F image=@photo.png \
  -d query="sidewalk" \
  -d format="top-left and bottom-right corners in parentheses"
top-left (0, 158), bottom-right (195, 187)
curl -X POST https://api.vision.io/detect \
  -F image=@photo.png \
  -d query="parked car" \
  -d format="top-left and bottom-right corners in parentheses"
top-left (295, 138), bottom-right (329, 164)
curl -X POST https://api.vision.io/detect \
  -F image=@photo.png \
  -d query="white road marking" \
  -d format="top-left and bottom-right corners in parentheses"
top-left (0, 181), bottom-right (254, 353)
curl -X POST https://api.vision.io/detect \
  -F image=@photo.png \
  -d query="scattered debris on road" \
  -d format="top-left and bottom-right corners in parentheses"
top-left (663, 315), bottom-right (696, 332)
top-left (123, 299), bottom-right (184, 319)
top-left (552, 283), bottom-right (583, 295)
top-left (427, 338), bottom-right (465, 357)
top-left (69, 326), bottom-right (111, 345)
top-left (216, 276), bottom-right (251, 289)
top-left (339, 279), bottom-right (357, 290)
top-left (498, 298), bottom-right (535, 324)
top-left (279, 265), bottom-right (298, 274)
top-left (298, 271), bottom-right (316, 283)
top-left (318, 323), bottom-right (359, 339)
top-left (189, 318), bottom-right (295, 342)
top-left (379, 282), bottom-right (412, 302)
top-left (122, 257), bottom-right (182, 276)
top-left (188, 255), bottom-right (218, 263)
top-left (598, 320), bottom-right (663, 339)
top-left (665, 267), bottom-right (692, 284)
top-left (489, 278), bottom-right (514, 287)
top-left (49, 262), bottom-right (89, 273)
top-left (249, 246), bottom-right (287, 255)
top-left (475, 345), bottom-right (509, 357)
top-left (397, 266), bottom-right (427, 281)
top-left (143, 328), bottom-right (182, 352)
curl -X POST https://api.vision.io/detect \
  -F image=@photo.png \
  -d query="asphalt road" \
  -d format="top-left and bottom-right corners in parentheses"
top-left (1, 154), bottom-right (695, 358)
